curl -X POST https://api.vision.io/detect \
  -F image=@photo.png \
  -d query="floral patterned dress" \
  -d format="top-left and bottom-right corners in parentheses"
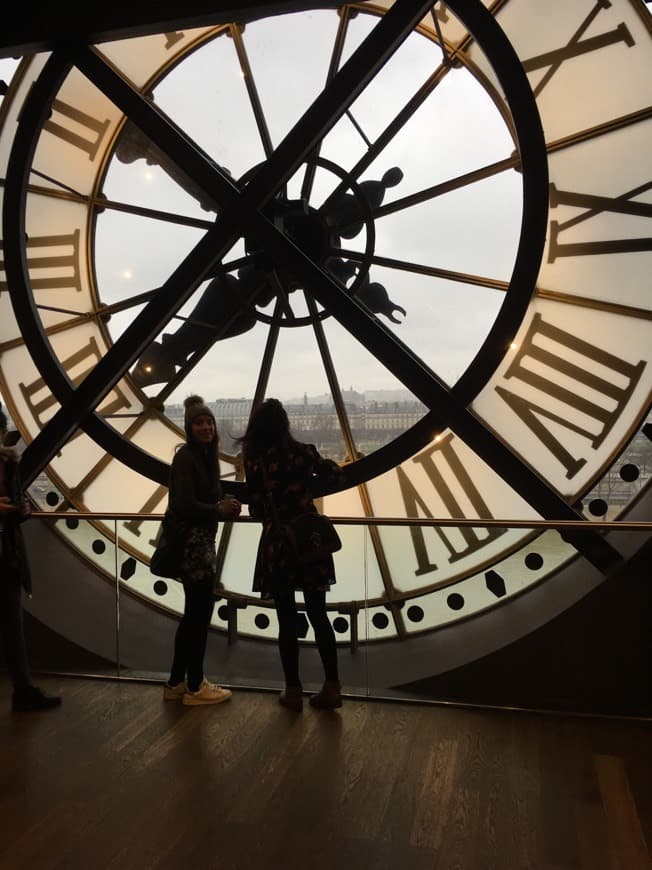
top-left (245, 441), bottom-right (344, 599)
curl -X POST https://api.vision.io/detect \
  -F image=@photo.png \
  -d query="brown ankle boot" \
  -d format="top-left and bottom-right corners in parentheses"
top-left (279, 685), bottom-right (303, 712)
top-left (309, 680), bottom-right (342, 710)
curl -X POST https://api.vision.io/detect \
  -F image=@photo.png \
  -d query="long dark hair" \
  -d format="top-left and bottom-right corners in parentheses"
top-left (235, 398), bottom-right (297, 459)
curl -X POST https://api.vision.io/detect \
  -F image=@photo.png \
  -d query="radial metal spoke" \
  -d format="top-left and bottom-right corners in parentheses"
top-left (10, 179), bottom-right (218, 230)
top-left (345, 108), bottom-right (372, 147)
top-left (368, 155), bottom-right (519, 222)
top-left (252, 300), bottom-right (283, 407)
top-left (230, 23), bottom-right (274, 159)
top-left (336, 247), bottom-right (509, 292)
top-left (319, 60), bottom-right (452, 215)
top-left (306, 292), bottom-right (407, 636)
top-left (91, 194), bottom-right (216, 230)
top-left (430, 5), bottom-right (451, 66)
top-left (300, 5), bottom-right (351, 204)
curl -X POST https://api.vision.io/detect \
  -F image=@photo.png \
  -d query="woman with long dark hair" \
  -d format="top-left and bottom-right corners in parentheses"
top-left (237, 398), bottom-right (345, 712)
top-left (162, 395), bottom-right (241, 706)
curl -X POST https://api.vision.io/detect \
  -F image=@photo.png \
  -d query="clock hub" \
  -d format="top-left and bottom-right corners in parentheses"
top-left (236, 156), bottom-right (405, 326)
top-left (244, 195), bottom-right (337, 291)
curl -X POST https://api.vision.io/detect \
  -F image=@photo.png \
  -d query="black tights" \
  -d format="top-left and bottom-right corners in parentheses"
top-left (169, 577), bottom-right (214, 692)
top-left (274, 588), bottom-right (339, 687)
top-left (0, 575), bottom-right (32, 691)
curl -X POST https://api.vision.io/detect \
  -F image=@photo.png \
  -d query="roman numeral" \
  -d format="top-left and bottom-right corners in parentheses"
top-left (496, 313), bottom-right (645, 479)
top-left (123, 483), bottom-right (169, 548)
top-left (548, 182), bottom-right (652, 262)
top-left (19, 336), bottom-right (130, 435)
top-left (1, 231), bottom-right (83, 295)
top-left (43, 98), bottom-right (111, 160)
top-left (521, 0), bottom-right (634, 98)
top-left (397, 434), bottom-right (507, 575)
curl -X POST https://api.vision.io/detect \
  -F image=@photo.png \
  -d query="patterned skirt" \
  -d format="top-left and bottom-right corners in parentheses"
top-left (179, 526), bottom-right (218, 588)
top-left (252, 523), bottom-right (336, 599)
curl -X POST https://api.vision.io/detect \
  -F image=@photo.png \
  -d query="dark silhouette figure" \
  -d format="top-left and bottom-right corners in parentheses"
top-left (237, 398), bottom-right (346, 712)
top-left (162, 396), bottom-right (241, 706)
top-left (0, 403), bottom-right (61, 712)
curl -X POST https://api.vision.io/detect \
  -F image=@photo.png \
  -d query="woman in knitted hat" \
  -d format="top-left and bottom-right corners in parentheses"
top-left (162, 395), bottom-right (241, 706)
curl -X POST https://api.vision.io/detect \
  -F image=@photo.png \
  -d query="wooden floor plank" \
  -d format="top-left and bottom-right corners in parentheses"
top-left (595, 753), bottom-right (652, 870)
top-left (0, 675), bottom-right (650, 870)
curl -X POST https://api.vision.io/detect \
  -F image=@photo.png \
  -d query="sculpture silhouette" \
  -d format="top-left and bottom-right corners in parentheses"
top-left (131, 274), bottom-right (256, 387)
top-left (127, 158), bottom-right (408, 388)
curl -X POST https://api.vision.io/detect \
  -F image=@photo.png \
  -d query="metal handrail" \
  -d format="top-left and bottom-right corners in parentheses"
top-left (31, 511), bottom-right (652, 530)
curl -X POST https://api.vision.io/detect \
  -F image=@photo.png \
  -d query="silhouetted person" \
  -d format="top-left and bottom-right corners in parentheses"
top-left (0, 403), bottom-right (61, 712)
top-left (162, 396), bottom-right (241, 706)
top-left (237, 398), bottom-right (345, 711)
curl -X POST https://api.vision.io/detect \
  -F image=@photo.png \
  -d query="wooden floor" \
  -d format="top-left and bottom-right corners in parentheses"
top-left (0, 676), bottom-right (650, 870)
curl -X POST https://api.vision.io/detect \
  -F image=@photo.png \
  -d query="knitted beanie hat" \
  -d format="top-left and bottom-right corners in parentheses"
top-left (184, 395), bottom-right (215, 436)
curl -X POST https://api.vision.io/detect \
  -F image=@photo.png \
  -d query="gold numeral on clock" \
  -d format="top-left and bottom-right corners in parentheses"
top-left (522, 0), bottom-right (634, 98)
top-left (1, 232), bottom-right (82, 294)
top-left (30, 231), bottom-right (82, 293)
top-left (496, 313), bottom-right (645, 479)
top-left (19, 336), bottom-right (130, 433)
top-left (43, 98), bottom-right (111, 160)
top-left (123, 484), bottom-right (169, 547)
top-left (397, 433), bottom-right (507, 575)
top-left (548, 182), bottom-right (652, 262)
top-left (1, 231), bottom-right (82, 295)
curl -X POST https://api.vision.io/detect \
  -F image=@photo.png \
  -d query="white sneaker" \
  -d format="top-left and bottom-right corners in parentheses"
top-left (183, 679), bottom-right (232, 706)
top-left (163, 681), bottom-right (186, 701)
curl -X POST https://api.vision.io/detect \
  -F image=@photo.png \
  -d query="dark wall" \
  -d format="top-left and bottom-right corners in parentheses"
top-left (1, 611), bottom-right (116, 675)
top-left (397, 538), bottom-right (652, 717)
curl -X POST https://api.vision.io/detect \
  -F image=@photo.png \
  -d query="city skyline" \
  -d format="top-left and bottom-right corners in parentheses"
top-left (165, 386), bottom-right (425, 407)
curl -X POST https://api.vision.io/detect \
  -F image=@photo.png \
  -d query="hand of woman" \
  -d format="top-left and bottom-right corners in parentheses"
top-left (218, 498), bottom-right (241, 520)
top-left (17, 500), bottom-right (32, 519)
top-left (0, 496), bottom-right (17, 513)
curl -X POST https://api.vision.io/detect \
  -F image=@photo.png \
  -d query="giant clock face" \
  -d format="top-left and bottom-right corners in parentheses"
top-left (0, 1), bottom-right (650, 652)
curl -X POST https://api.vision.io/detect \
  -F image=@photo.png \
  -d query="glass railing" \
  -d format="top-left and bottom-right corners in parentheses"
top-left (20, 511), bottom-right (652, 716)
